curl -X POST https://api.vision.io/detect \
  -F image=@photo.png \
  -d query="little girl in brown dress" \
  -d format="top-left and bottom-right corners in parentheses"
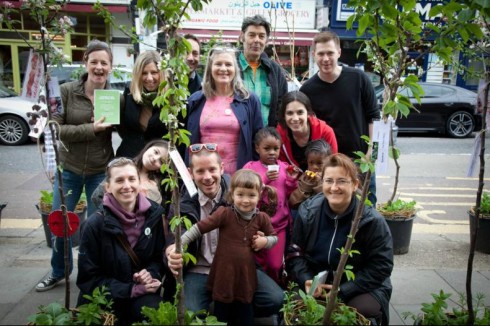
top-left (181, 169), bottom-right (278, 325)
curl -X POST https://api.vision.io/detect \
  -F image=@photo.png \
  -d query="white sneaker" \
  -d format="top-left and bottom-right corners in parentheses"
top-left (35, 274), bottom-right (62, 292)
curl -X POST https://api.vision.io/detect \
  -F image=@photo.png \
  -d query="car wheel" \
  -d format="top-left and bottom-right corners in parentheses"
top-left (446, 111), bottom-right (475, 138)
top-left (0, 115), bottom-right (29, 145)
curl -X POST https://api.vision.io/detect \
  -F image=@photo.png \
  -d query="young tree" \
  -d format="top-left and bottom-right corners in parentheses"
top-left (347, 0), bottom-right (488, 323)
top-left (347, 0), bottom-right (487, 205)
top-left (1, 0), bottom-right (74, 308)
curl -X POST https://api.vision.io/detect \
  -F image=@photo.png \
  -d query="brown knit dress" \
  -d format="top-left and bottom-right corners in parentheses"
top-left (196, 206), bottom-right (276, 304)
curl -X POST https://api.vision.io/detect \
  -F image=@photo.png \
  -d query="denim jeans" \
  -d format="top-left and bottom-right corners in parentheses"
top-left (183, 269), bottom-right (285, 317)
top-left (368, 172), bottom-right (377, 207)
top-left (50, 169), bottom-right (106, 279)
top-left (183, 272), bottom-right (211, 313)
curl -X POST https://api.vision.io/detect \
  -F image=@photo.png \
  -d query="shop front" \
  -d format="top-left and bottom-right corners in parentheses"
top-left (0, 0), bottom-right (130, 94)
top-left (177, 0), bottom-right (319, 82)
top-left (326, 0), bottom-right (484, 90)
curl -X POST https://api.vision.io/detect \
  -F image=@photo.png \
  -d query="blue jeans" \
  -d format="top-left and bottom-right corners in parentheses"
top-left (183, 269), bottom-right (285, 317)
top-left (51, 169), bottom-right (106, 279)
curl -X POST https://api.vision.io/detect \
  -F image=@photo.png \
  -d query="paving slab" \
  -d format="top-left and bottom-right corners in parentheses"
top-left (390, 269), bottom-right (456, 305)
top-left (436, 269), bottom-right (490, 300)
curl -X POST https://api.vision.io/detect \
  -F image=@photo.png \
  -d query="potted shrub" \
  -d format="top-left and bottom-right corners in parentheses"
top-left (36, 190), bottom-right (87, 248)
top-left (281, 285), bottom-right (370, 325)
top-left (377, 199), bottom-right (417, 255)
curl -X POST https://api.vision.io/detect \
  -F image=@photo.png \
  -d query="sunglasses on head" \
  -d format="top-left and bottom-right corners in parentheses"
top-left (209, 47), bottom-right (236, 56)
top-left (189, 143), bottom-right (219, 154)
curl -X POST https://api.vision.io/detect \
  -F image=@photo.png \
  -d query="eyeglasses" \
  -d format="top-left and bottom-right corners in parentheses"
top-left (189, 143), bottom-right (219, 154)
top-left (323, 178), bottom-right (352, 187)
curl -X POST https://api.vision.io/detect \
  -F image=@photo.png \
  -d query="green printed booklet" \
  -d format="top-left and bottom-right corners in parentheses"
top-left (94, 89), bottom-right (120, 124)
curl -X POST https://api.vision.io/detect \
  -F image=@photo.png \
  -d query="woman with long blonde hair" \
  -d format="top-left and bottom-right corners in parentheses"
top-left (117, 50), bottom-right (168, 158)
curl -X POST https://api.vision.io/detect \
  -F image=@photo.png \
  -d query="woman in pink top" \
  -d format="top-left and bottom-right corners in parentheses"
top-left (243, 127), bottom-right (299, 285)
top-left (186, 47), bottom-right (263, 175)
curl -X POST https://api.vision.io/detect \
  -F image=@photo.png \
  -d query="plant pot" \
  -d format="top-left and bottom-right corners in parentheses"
top-left (468, 210), bottom-right (490, 254)
top-left (37, 204), bottom-right (52, 248)
top-left (37, 204), bottom-right (87, 248)
top-left (385, 215), bottom-right (415, 255)
top-left (283, 299), bottom-right (370, 325)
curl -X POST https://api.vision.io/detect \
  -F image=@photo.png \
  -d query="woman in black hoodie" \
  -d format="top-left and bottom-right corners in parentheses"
top-left (286, 153), bottom-right (393, 325)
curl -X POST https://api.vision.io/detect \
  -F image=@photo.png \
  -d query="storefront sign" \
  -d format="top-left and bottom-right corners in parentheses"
top-left (67, 0), bottom-right (130, 4)
top-left (332, 0), bottom-right (444, 28)
top-left (183, 0), bottom-right (316, 30)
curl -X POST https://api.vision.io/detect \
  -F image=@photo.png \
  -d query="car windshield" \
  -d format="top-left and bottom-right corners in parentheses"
top-left (0, 85), bottom-right (19, 98)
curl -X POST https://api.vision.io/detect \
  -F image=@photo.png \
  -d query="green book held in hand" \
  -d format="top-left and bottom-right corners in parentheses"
top-left (94, 89), bottom-right (120, 124)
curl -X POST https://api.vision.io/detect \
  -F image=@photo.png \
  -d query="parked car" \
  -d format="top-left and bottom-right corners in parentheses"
top-left (0, 85), bottom-right (34, 145)
top-left (0, 67), bottom-right (132, 146)
top-left (375, 82), bottom-right (481, 138)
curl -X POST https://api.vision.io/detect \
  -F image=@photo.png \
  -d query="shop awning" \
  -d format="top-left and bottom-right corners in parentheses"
top-left (180, 28), bottom-right (318, 46)
top-left (10, 1), bottom-right (128, 13)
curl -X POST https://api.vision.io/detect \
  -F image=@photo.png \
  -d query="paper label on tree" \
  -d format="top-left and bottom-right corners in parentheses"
top-left (169, 149), bottom-right (197, 198)
top-left (47, 77), bottom-right (64, 116)
top-left (94, 89), bottom-right (120, 124)
top-left (21, 49), bottom-right (44, 102)
top-left (373, 118), bottom-right (392, 175)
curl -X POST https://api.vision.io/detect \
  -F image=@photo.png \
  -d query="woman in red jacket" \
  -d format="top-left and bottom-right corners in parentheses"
top-left (276, 90), bottom-right (338, 171)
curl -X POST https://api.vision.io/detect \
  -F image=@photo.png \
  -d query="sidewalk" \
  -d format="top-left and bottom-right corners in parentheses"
top-left (0, 221), bottom-right (489, 325)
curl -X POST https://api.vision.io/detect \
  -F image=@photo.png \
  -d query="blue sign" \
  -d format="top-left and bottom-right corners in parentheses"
top-left (331, 0), bottom-right (445, 29)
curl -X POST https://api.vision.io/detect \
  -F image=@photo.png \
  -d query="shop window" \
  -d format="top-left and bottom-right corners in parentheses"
top-left (74, 15), bottom-right (88, 34)
top-left (22, 13), bottom-right (38, 31)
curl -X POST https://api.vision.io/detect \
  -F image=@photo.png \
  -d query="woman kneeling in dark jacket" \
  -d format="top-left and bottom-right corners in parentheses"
top-left (77, 157), bottom-right (167, 324)
top-left (286, 153), bottom-right (393, 325)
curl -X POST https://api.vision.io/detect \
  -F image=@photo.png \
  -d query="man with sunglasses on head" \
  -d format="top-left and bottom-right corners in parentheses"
top-left (165, 144), bottom-right (285, 321)
top-left (238, 14), bottom-right (288, 127)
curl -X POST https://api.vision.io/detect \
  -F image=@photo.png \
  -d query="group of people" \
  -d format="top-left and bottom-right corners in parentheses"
top-left (35, 13), bottom-right (393, 326)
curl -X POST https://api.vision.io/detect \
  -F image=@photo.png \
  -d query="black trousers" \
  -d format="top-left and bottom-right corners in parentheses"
top-left (113, 293), bottom-right (164, 325)
top-left (214, 300), bottom-right (254, 326)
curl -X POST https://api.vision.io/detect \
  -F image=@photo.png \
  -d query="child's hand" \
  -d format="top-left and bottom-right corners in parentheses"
top-left (266, 170), bottom-right (279, 181)
top-left (304, 170), bottom-right (319, 183)
top-left (252, 234), bottom-right (268, 251)
top-left (287, 165), bottom-right (301, 179)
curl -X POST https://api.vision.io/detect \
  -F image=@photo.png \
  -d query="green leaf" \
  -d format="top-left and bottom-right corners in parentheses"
top-left (183, 216), bottom-right (192, 231)
top-left (345, 270), bottom-right (356, 281)
top-left (381, 3), bottom-right (399, 20)
top-left (388, 146), bottom-right (400, 160)
top-left (357, 14), bottom-right (371, 36)
top-left (457, 25), bottom-right (470, 42)
top-left (465, 23), bottom-right (484, 39)
top-left (346, 14), bottom-right (356, 30)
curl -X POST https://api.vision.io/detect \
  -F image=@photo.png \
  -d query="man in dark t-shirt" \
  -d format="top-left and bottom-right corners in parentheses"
top-left (300, 31), bottom-right (379, 205)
